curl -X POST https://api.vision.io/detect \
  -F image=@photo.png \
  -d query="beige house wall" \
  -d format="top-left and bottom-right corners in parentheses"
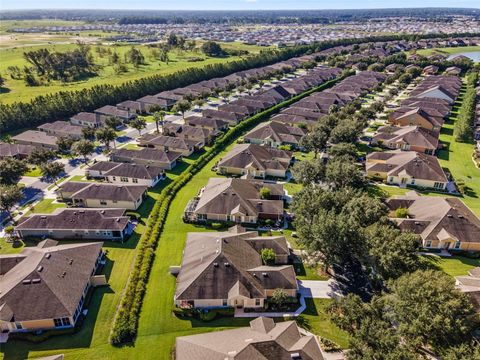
top-left (83, 198), bottom-right (141, 210)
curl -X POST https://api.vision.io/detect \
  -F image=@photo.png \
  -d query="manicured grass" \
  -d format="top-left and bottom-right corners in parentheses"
top-left (437, 91), bottom-right (480, 216)
top-left (421, 255), bottom-right (480, 277)
top-left (415, 45), bottom-right (480, 58)
top-left (0, 41), bottom-right (263, 103)
top-left (27, 198), bottom-right (66, 214)
top-left (24, 166), bottom-right (42, 177)
top-left (0, 237), bottom-right (25, 254)
top-left (295, 263), bottom-right (329, 281)
top-left (299, 298), bottom-right (349, 349)
top-left (284, 181), bottom-right (303, 196)
top-left (366, 184), bottom-right (410, 198)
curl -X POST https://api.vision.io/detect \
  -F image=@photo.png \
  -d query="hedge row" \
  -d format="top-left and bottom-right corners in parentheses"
top-left (453, 71), bottom-right (478, 142)
top-left (108, 72), bottom-right (349, 345)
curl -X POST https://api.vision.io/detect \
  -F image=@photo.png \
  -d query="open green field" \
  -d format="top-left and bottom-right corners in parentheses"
top-left (415, 45), bottom-right (480, 58)
top-left (422, 255), bottom-right (480, 277)
top-left (0, 43), bottom-right (250, 103)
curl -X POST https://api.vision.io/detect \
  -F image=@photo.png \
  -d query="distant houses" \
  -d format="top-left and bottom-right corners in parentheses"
top-left (0, 240), bottom-right (104, 334)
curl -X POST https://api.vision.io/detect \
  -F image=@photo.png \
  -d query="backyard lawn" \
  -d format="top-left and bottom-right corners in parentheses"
top-left (422, 255), bottom-right (480, 277)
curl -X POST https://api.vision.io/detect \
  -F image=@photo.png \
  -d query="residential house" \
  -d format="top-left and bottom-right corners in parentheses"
top-left (11, 130), bottom-right (58, 150)
top-left (0, 240), bottom-right (104, 336)
top-left (163, 123), bottom-right (216, 145)
top-left (244, 121), bottom-right (306, 148)
top-left (110, 148), bottom-right (181, 170)
top-left (203, 109), bottom-right (244, 125)
top-left (174, 227), bottom-right (296, 309)
top-left (94, 105), bottom-right (136, 123)
top-left (138, 134), bottom-right (202, 156)
top-left (56, 182), bottom-right (147, 210)
top-left (371, 126), bottom-right (440, 155)
top-left (70, 112), bottom-right (103, 128)
top-left (217, 143), bottom-right (293, 179)
top-left (423, 65), bottom-right (439, 75)
top-left (176, 317), bottom-right (323, 360)
top-left (184, 116), bottom-right (230, 132)
top-left (186, 178), bottom-right (284, 224)
top-left (388, 107), bottom-right (444, 131)
top-left (386, 194), bottom-right (480, 251)
top-left (37, 121), bottom-right (83, 140)
top-left (116, 100), bottom-right (146, 114)
top-left (366, 150), bottom-right (449, 190)
top-left (86, 161), bottom-right (164, 187)
top-left (0, 142), bottom-right (35, 160)
top-left (15, 208), bottom-right (132, 241)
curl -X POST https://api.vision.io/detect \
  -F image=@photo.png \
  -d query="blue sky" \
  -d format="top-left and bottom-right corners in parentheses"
top-left (2, 0), bottom-right (479, 10)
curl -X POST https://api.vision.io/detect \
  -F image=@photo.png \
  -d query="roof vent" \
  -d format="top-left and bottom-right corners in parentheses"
top-left (213, 263), bottom-right (219, 267)
top-left (262, 272), bottom-right (268, 277)
top-left (61, 271), bottom-right (66, 278)
top-left (458, 215), bottom-right (464, 219)
top-left (69, 259), bottom-right (74, 265)
top-left (46, 253), bottom-right (51, 259)
top-left (101, 210), bottom-right (105, 214)
top-left (32, 279), bottom-right (41, 284)
top-left (79, 210), bottom-right (85, 213)
top-left (22, 279), bottom-right (32, 285)
top-left (40, 215), bottom-right (47, 219)
top-left (224, 262), bottom-right (230, 267)
top-left (37, 266), bottom-right (44, 272)
top-left (253, 273), bottom-right (256, 277)
top-left (414, 221), bottom-right (421, 225)
top-left (447, 214), bottom-right (453, 218)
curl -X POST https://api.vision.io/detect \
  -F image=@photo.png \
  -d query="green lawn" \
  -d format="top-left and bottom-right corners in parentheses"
top-left (421, 255), bottom-right (480, 277)
top-left (24, 166), bottom-right (42, 177)
top-left (0, 41), bottom-right (263, 104)
top-left (27, 198), bottom-right (66, 215)
top-left (0, 237), bottom-right (26, 254)
top-left (415, 45), bottom-right (480, 58)
top-left (299, 298), bottom-right (349, 349)
top-left (295, 263), bottom-right (329, 281)
top-left (437, 91), bottom-right (480, 216)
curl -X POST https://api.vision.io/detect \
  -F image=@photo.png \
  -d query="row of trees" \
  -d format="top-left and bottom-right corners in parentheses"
top-left (454, 71), bottom-right (479, 142)
top-left (21, 43), bottom-right (97, 85)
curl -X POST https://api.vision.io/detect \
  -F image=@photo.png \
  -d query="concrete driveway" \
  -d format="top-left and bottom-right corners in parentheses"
top-left (297, 279), bottom-right (343, 299)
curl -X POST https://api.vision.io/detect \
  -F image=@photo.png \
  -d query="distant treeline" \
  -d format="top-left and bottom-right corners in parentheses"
top-left (0, 32), bottom-right (477, 134)
top-left (2, 8), bottom-right (479, 23)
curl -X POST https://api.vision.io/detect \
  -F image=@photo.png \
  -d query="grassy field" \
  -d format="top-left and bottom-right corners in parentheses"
top-left (0, 43), bottom-right (248, 103)
top-left (415, 45), bottom-right (480, 58)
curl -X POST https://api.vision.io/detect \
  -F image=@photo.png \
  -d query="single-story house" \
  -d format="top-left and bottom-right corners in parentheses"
top-left (217, 143), bottom-right (293, 179)
top-left (15, 208), bottom-right (132, 241)
top-left (138, 134), bottom-right (202, 156)
top-left (37, 121), bottom-right (84, 140)
top-left (56, 182), bottom-right (147, 210)
top-left (244, 121), bottom-right (306, 148)
top-left (0, 240), bottom-right (104, 336)
top-left (110, 148), bottom-right (181, 170)
top-left (86, 161), bottom-right (164, 187)
top-left (70, 112), bottom-right (103, 128)
top-left (11, 130), bottom-right (58, 150)
top-left (174, 226), bottom-right (296, 309)
top-left (184, 116), bottom-right (230, 132)
top-left (366, 150), bottom-right (448, 190)
top-left (186, 178), bottom-right (284, 224)
top-left (386, 194), bottom-right (480, 251)
top-left (0, 142), bottom-right (35, 160)
top-left (176, 317), bottom-right (323, 360)
top-left (371, 125), bottom-right (440, 155)
top-left (94, 105), bottom-right (136, 123)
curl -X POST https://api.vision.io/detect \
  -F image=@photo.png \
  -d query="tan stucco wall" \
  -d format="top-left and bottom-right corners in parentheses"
top-left (84, 198), bottom-right (140, 210)
top-left (19, 318), bottom-right (57, 330)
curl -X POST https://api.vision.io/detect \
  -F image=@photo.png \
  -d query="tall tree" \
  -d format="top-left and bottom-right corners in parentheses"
top-left (0, 158), bottom-right (28, 185)
top-left (172, 100), bottom-right (191, 119)
top-left (95, 127), bottom-right (117, 151)
top-left (130, 118), bottom-right (147, 136)
top-left (0, 185), bottom-right (24, 219)
top-left (152, 110), bottom-right (166, 134)
top-left (27, 148), bottom-right (56, 166)
top-left (71, 139), bottom-right (95, 163)
top-left (105, 116), bottom-right (122, 130)
top-left (41, 161), bottom-right (65, 184)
